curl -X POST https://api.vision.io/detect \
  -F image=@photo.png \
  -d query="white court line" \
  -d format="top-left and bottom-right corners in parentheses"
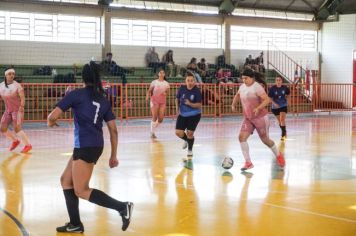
top-left (259, 201), bottom-right (356, 224)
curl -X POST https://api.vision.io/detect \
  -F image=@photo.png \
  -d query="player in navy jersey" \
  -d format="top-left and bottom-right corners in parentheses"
top-left (268, 76), bottom-right (290, 140)
top-left (47, 61), bottom-right (133, 233)
top-left (175, 72), bottom-right (202, 158)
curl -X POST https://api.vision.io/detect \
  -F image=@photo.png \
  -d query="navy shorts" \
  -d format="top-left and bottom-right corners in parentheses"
top-left (73, 147), bottom-right (104, 164)
top-left (271, 106), bottom-right (288, 116)
top-left (175, 114), bottom-right (201, 131)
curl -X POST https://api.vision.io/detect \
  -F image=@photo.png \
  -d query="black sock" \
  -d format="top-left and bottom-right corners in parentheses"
top-left (187, 137), bottom-right (194, 151)
top-left (89, 189), bottom-right (126, 213)
top-left (281, 126), bottom-right (286, 136)
top-left (63, 189), bottom-right (81, 226)
top-left (180, 133), bottom-right (188, 142)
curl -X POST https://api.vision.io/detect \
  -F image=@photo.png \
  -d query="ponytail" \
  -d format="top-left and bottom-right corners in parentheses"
top-left (254, 72), bottom-right (268, 92)
top-left (82, 61), bottom-right (106, 100)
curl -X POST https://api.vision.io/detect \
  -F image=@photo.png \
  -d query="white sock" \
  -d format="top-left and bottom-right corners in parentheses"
top-left (240, 142), bottom-right (251, 163)
top-left (3, 130), bottom-right (16, 142)
top-left (269, 143), bottom-right (278, 157)
top-left (16, 130), bottom-right (30, 145)
top-left (150, 121), bottom-right (156, 133)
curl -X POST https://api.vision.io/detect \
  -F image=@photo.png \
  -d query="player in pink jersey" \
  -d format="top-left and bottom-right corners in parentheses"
top-left (231, 68), bottom-right (284, 171)
top-left (146, 69), bottom-right (170, 138)
top-left (0, 67), bottom-right (32, 153)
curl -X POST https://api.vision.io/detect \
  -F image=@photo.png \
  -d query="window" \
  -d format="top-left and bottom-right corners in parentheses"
top-left (0, 15), bottom-right (5, 40)
top-left (231, 26), bottom-right (317, 51)
top-left (0, 11), bottom-right (100, 44)
top-left (111, 19), bottom-right (129, 45)
top-left (34, 14), bottom-right (53, 41)
top-left (10, 12), bottom-right (30, 40)
top-left (112, 18), bottom-right (221, 48)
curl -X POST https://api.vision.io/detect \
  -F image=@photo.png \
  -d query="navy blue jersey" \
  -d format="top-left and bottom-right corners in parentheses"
top-left (268, 85), bottom-right (290, 109)
top-left (176, 85), bottom-right (202, 117)
top-left (57, 87), bottom-right (115, 148)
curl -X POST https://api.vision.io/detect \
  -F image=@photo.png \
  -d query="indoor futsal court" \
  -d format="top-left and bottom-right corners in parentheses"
top-left (1, 0), bottom-right (356, 235)
top-left (1, 113), bottom-right (356, 236)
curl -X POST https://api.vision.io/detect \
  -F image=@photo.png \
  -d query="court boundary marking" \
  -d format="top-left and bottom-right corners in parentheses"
top-left (0, 207), bottom-right (29, 236)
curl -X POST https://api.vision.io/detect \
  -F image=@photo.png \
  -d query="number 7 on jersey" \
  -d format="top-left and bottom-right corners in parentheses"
top-left (92, 101), bottom-right (101, 124)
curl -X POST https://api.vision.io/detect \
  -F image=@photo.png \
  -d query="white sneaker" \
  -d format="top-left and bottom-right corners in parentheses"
top-left (150, 132), bottom-right (157, 139)
top-left (182, 141), bottom-right (188, 149)
top-left (187, 150), bottom-right (193, 157)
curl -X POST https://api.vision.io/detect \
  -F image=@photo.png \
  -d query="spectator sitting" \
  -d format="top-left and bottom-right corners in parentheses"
top-left (101, 52), bottom-right (128, 85)
top-left (162, 49), bottom-right (181, 77)
top-left (197, 58), bottom-right (209, 82)
top-left (244, 55), bottom-right (254, 67)
top-left (145, 47), bottom-right (166, 73)
top-left (186, 57), bottom-right (203, 83)
top-left (255, 51), bottom-right (265, 73)
top-left (201, 87), bottom-right (220, 106)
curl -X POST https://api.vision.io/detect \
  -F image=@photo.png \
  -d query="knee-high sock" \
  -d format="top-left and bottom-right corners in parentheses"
top-left (63, 189), bottom-right (81, 225)
top-left (281, 126), bottom-right (286, 136)
top-left (240, 142), bottom-right (251, 162)
top-left (270, 143), bottom-right (279, 157)
top-left (187, 137), bottom-right (194, 151)
top-left (89, 189), bottom-right (126, 213)
top-left (150, 121), bottom-right (158, 133)
top-left (179, 132), bottom-right (188, 141)
top-left (150, 121), bottom-right (155, 133)
top-left (3, 130), bottom-right (16, 142)
top-left (16, 130), bottom-right (29, 145)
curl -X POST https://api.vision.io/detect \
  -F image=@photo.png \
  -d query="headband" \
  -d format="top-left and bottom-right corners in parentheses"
top-left (4, 68), bottom-right (15, 76)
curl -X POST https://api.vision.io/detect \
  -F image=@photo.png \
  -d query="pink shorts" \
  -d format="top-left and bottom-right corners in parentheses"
top-left (1, 110), bottom-right (23, 127)
top-left (240, 115), bottom-right (270, 139)
top-left (150, 100), bottom-right (166, 109)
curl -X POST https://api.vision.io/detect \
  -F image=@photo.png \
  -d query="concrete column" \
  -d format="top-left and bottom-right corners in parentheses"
top-left (223, 19), bottom-right (231, 64)
top-left (102, 8), bottom-right (112, 60)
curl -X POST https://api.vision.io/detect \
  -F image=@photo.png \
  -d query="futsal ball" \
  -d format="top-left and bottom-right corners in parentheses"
top-left (221, 157), bottom-right (234, 169)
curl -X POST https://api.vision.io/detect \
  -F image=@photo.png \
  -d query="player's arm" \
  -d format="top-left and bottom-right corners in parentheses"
top-left (184, 89), bottom-right (202, 108)
top-left (255, 92), bottom-right (271, 113)
top-left (184, 100), bottom-right (202, 108)
top-left (271, 100), bottom-right (280, 108)
top-left (175, 98), bottom-right (180, 115)
top-left (47, 107), bottom-right (63, 127)
top-left (146, 85), bottom-right (154, 102)
top-left (286, 87), bottom-right (291, 105)
top-left (48, 91), bottom-right (74, 127)
top-left (231, 90), bottom-right (240, 112)
top-left (106, 119), bottom-right (119, 168)
top-left (18, 88), bottom-right (25, 112)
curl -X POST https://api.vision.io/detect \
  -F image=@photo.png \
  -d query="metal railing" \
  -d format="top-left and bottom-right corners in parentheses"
top-left (267, 41), bottom-right (320, 102)
top-left (0, 83), bottom-right (353, 122)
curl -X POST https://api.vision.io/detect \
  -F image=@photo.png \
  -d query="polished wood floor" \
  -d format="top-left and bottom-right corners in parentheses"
top-left (1, 112), bottom-right (356, 236)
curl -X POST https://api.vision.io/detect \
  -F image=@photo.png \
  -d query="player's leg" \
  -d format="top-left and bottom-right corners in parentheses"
top-left (255, 116), bottom-right (285, 168)
top-left (150, 102), bottom-right (159, 138)
top-left (72, 149), bottom-right (133, 231)
top-left (56, 157), bottom-right (83, 233)
top-left (279, 107), bottom-right (287, 139)
top-left (12, 111), bottom-right (31, 153)
top-left (175, 115), bottom-right (188, 149)
top-left (239, 119), bottom-right (254, 171)
top-left (185, 114), bottom-right (201, 157)
top-left (1, 112), bottom-right (19, 150)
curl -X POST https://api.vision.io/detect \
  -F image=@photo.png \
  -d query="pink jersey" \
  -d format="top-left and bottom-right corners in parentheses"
top-left (150, 79), bottom-right (170, 104)
top-left (0, 81), bottom-right (23, 112)
top-left (238, 81), bottom-right (268, 119)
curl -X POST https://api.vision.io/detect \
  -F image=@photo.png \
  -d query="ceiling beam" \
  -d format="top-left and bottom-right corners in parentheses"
top-left (300, 0), bottom-right (318, 14)
top-left (138, 0), bottom-right (218, 7)
top-left (285, 0), bottom-right (297, 11)
top-left (252, 0), bottom-right (262, 8)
